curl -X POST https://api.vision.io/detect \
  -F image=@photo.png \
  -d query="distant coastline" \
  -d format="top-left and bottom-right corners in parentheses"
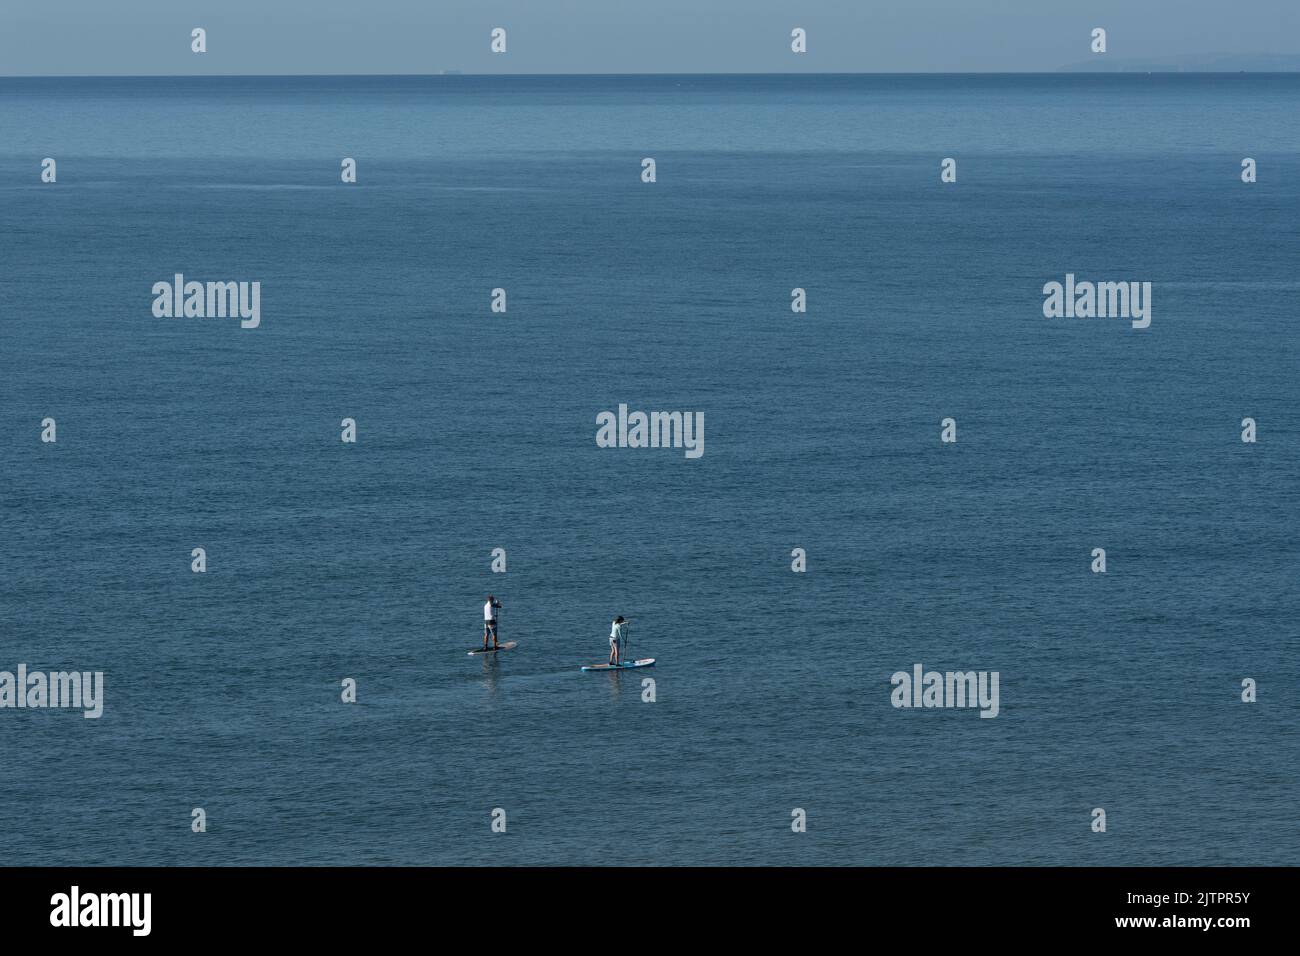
top-left (1059, 52), bottom-right (1300, 72)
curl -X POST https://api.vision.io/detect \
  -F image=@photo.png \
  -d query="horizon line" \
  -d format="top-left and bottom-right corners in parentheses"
top-left (4, 70), bottom-right (1299, 79)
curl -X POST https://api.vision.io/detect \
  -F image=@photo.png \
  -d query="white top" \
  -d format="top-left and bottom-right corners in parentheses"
top-left (484, 601), bottom-right (497, 621)
top-left (610, 621), bottom-right (626, 641)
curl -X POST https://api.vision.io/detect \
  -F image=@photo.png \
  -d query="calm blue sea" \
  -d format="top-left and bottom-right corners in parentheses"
top-left (0, 75), bottom-right (1296, 865)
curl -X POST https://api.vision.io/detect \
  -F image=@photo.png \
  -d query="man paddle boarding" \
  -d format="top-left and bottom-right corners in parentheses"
top-left (608, 616), bottom-right (628, 665)
top-left (483, 594), bottom-right (502, 651)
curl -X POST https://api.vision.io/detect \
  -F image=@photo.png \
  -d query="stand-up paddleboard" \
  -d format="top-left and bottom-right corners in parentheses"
top-left (468, 641), bottom-right (517, 656)
top-left (581, 658), bottom-right (655, 672)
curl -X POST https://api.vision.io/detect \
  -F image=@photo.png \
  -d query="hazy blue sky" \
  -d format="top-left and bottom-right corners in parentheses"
top-left (1, 0), bottom-right (1297, 75)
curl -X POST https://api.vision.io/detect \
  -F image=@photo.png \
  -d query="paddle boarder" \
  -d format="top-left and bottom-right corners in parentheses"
top-left (483, 595), bottom-right (502, 651)
top-left (608, 616), bottom-right (628, 665)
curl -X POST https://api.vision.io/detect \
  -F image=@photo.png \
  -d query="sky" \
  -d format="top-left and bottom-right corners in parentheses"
top-left (1, 0), bottom-right (1297, 75)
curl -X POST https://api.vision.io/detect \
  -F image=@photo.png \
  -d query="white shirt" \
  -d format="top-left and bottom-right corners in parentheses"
top-left (610, 621), bottom-right (626, 641)
top-left (484, 601), bottom-right (497, 621)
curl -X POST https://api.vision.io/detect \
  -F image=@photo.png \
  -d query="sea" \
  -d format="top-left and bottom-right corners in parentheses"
top-left (0, 74), bottom-right (1296, 865)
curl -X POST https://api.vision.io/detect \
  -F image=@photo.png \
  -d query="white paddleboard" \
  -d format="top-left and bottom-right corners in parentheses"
top-left (468, 641), bottom-right (518, 656)
top-left (581, 658), bottom-right (655, 672)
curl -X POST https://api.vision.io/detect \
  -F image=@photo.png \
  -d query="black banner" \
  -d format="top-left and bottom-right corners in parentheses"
top-left (0, 866), bottom-right (1278, 941)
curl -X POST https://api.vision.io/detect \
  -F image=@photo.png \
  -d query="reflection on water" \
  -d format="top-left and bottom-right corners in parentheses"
top-left (602, 669), bottom-right (623, 701)
top-left (479, 654), bottom-right (500, 697)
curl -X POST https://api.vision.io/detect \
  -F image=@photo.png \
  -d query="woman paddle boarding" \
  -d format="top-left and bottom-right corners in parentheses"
top-left (608, 616), bottom-right (628, 665)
